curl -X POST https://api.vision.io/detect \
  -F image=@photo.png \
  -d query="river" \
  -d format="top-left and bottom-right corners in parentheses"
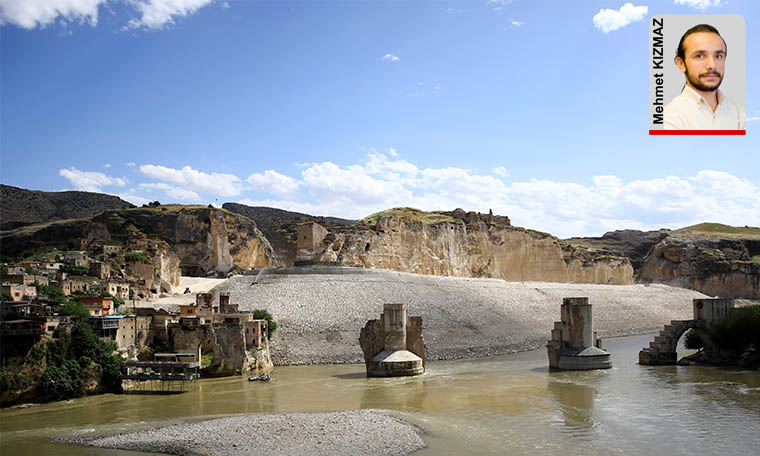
top-left (2, 334), bottom-right (759, 455)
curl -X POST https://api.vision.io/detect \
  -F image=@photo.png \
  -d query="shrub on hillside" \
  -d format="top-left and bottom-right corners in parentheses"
top-left (253, 309), bottom-right (277, 339)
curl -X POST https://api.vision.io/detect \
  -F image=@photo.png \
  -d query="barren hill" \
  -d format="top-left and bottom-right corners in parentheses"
top-left (0, 184), bottom-right (133, 230)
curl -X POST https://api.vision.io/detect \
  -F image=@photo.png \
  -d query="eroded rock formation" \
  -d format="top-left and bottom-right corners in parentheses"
top-left (639, 232), bottom-right (760, 299)
top-left (315, 212), bottom-right (633, 284)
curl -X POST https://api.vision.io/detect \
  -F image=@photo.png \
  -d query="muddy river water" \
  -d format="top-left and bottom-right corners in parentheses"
top-left (2, 334), bottom-right (759, 455)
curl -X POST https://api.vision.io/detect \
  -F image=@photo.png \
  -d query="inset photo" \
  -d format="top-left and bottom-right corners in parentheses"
top-left (649, 15), bottom-right (746, 134)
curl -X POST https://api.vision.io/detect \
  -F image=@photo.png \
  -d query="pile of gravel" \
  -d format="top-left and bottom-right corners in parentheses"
top-left (61, 410), bottom-right (425, 456)
top-left (207, 267), bottom-right (707, 365)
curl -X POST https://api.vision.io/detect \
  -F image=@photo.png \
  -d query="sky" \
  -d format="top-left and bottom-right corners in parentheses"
top-left (1, 0), bottom-right (758, 238)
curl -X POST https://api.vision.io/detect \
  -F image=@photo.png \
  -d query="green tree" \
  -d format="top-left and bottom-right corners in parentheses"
top-left (0, 264), bottom-right (8, 275)
top-left (58, 302), bottom-right (91, 320)
top-left (684, 329), bottom-right (704, 350)
top-left (714, 305), bottom-right (760, 352)
top-left (1, 293), bottom-right (13, 302)
top-left (253, 309), bottom-right (277, 338)
top-left (25, 267), bottom-right (41, 276)
top-left (36, 284), bottom-right (67, 304)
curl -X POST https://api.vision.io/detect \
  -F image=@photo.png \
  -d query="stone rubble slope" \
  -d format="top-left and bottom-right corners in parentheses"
top-left (62, 410), bottom-right (425, 456)
top-left (212, 267), bottom-right (708, 365)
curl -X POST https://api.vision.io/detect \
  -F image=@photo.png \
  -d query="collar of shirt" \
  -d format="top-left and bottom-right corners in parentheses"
top-left (681, 84), bottom-right (724, 109)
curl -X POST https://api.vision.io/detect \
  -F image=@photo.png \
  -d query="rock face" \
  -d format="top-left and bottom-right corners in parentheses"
top-left (0, 205), bottom-right (276, 276)
top-left (639, 232), bottom-right (760, 299)
top-left (566, 229), bottom-right (672, 272)
top-left (125, 242), bottom-right (181, 294)
top-left (0, 184), bottom-right (133, 231)
top-left (315, 214), bottom-right (633, 285)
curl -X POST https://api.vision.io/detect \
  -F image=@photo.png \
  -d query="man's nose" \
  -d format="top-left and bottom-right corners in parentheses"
top-left (705, 56), bottom-right (715, 69)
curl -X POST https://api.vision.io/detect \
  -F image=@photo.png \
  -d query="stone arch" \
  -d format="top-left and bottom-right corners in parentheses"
top-left (663, 321), bottom-right (717, 355)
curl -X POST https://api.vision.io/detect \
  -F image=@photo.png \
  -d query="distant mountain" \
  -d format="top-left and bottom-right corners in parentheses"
top-left (0, 184), bottom-right (134, 230)
top-left (222, 203), bottom-right (356, 230)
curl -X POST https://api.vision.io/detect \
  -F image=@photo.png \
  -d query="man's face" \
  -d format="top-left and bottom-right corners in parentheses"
top-left (676, 31), bottom-right (726, 92)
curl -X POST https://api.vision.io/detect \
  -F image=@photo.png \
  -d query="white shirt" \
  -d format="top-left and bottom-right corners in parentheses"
top-left (664, 85), bottom-right (745, 130)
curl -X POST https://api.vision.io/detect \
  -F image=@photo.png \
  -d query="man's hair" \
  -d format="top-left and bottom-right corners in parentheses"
top-left (676, 24), bottom-right (726, 61)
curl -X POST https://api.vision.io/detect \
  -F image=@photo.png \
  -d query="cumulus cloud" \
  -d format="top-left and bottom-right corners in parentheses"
top-left (593, 2), bottom-right (648, 33)
top-left (59, 167), bottom-right (128, 192)
top-left (139, 164), bottom-right (243, 196)
top-left (382, 53), bottom-right (400, 62)
top-left (0, 0), bottom-right (104, 29)
top-left (247, 170), bottom-right (300, 198)
top-left (59, 157), bottom-right (760, 238)
top-left (674, 0), bottom-right (721, 10)
top-left (233, 153), bottom-right (759, 238)
top-left (0, 0), bottom-right (215, 30)
top-left (126, 0), bottom-right (214, 30)
top-left (493, 166), bottom-right (509, 177)
top-left (166, 186), bottom-right (200, 201)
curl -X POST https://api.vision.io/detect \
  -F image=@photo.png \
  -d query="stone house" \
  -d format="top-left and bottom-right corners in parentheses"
top-left (243, 320), bottom-right (268, 349)
top-left (1, 284), bottom-right (38, 302)
top-left (89, 261), bottom-right (111, 279)
top-left (80, 296), bottom-right (113, 316)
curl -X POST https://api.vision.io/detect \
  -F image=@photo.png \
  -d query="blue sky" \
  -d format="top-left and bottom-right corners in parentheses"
top-left (1, 0), bottom-right (758, 237)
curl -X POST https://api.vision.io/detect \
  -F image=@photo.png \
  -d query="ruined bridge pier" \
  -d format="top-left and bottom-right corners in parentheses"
top-left (639, 298), bottom-right (734, 365)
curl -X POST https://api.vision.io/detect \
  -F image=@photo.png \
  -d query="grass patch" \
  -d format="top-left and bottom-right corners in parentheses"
top-left (362, 208), bottom-right (460, 225)
top-left (752, 256), bottom-right (760, 264)
top-left (679, 223), bottom-right (760, 235)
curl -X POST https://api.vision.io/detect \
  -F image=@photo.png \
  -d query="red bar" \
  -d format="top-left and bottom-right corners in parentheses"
top-left (649, 130), bottom-right (746, 135)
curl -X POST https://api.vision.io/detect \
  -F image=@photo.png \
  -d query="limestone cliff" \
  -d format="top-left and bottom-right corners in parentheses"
top-left (0, 205), bottom-right (276, 276)
top-left (312, 209), bottom-right (633, 284)
top-left (639, 229), bottom-right (760, 299)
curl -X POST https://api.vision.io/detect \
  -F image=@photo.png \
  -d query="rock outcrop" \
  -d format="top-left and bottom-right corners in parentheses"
top-left (639, 231), bottom-right (760, 299)
top-left (0, 205), bottom-right (276, 276)
top-left (566, 229), bottom-right (672, 272)
top-left (312, 209), bottom-right (633, 284)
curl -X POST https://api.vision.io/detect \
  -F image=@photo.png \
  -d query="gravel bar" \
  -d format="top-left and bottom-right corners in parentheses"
top-left (61, 410), bottom-right (426, 456)
top-left (207, 267), bottom-right (708, 365)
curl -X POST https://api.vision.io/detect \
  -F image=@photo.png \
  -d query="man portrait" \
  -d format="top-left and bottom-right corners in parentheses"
top-left (664, 24), bottom-right (745, 130)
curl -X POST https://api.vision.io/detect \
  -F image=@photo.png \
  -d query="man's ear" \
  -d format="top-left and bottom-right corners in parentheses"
top-left (675, 56), bottom-right (686, 74)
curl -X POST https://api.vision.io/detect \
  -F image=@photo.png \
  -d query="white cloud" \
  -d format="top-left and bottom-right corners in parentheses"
top-left (0, 0), bottom-right (104, 29)
top-left (58, 158), bottom-right (760, 238)
top-left (166, 186), bottom-right (200, 201)
top-left (126, 0), bottom-right (214, 30)
top-left (674, 0), bottom-right (721, 10)
top-left (59, 167), bottom-right (128, 192)
top-left (746, 111), bottom-right (759, 122)
top-left (126, 162), bottom-right (137, 168)
top-left (388, 147), bottom-right (398, 157)
top-left (247, 170), bottom-right (300, 198)
top-left (593, 2), bottom-right (648, 33)
top-left (382, 53), bottom-right (400, 62)
top-left (116, 191), bottom-right (151, 206)
top-left (139, 164), bottom-right (243, 196)
top-left (510, 20), bottom-right (524, 27)
top-left (493, 166), bottom-right (509, 177)
top-left (221, 1), bottom-right (229, 9)
top-left (104, 163), bottom-right (111, 168)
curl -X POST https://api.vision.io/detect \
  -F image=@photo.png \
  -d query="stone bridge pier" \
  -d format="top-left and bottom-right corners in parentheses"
top-left (639, 298), bottom-right (734, 365)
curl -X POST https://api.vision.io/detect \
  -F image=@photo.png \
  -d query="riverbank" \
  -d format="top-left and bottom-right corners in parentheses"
top-left (202, 267), bottom-right (708, 365)
top-left (59, 410), bottom-right (426, 455)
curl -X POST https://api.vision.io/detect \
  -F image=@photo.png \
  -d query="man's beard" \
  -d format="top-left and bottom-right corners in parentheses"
top-left (685, 67), bottom-right (723, 92)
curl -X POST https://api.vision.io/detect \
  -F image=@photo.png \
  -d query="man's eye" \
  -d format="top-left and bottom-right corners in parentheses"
top-left (716, 54), bottom-right (724, 60)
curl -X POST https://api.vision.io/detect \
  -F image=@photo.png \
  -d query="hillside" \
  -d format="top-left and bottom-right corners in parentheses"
top-left (0, 205), bottom-right (276, 275)
top-left (565, 229), bottom-right (671, 272)
top-left (222, 203), bottom-right (355, 230)
top-left (0, 184), bottom-right (133, 230)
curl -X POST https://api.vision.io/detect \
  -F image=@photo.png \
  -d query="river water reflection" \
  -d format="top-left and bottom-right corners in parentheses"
top-left (2, 334), bottom-right (759, 455)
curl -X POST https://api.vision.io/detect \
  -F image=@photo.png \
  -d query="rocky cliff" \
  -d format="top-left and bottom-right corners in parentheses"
top-left (0, 205), bottom-right (276, 276)
top-left (310, 208), bottom-right (633, 285)
top-left (639, 228), bottom-right (760, 299)
top-left (566, 229), bottom-right (672, 272)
